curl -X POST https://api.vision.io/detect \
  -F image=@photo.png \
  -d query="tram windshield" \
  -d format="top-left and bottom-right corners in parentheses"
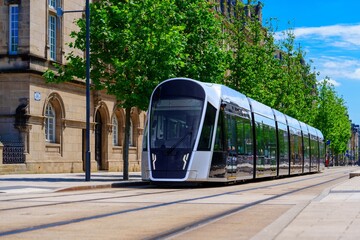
top-left (149, 98), bottom-right (203, 152)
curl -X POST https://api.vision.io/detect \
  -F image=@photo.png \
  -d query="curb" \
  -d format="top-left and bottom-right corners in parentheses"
top-left (349, 170), bottom-right (360, 178)
top-left (55, 180), bottom-right (148, 192)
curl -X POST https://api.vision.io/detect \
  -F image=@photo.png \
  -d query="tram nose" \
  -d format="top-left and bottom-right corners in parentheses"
top-left (150, 149), bottom-right (192, 179)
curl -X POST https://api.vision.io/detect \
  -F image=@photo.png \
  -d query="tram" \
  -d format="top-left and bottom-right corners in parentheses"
top-left (141, 78), bottom-right (325, 183)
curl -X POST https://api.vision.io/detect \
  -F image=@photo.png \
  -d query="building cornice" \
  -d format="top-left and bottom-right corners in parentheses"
top-left (0, 53), bottom-right (87, 86)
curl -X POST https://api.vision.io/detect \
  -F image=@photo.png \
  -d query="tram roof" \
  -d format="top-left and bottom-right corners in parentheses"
top-left (315, 128), bottom-right (324, 140)
top-left (308, 125), bottom-right (319, 139)
top-left (247, 98), bottom-right (275, 120)
top-left (212, 83), bottom-right (251, 111)
top-left (285, 115), bottom-right (301, 130)
top-left (299, 121), bottom-right (309, 134)
top-left (165, 78), bottom-right (324, 140)
top-left (272, 109), bottom-right (287, 125)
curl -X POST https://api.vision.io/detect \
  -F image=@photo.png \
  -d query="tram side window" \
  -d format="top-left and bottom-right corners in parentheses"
top-left (142, 117), bottom-right (148, 151)
top-left (297, 134), bottom-right (303, 161)
top-left (198, 103), bottom-right (217, 151)
top-left (214, 110), bottom-right (225, 151)
top-left (236, 117), bottom-right (252, 156)
top-left (289, 128), bottom-right (296, 164)
top-left (226, 115), bottom-right (237, 152)
top-left (319, 140), bottom-right (325, 164)
top-left (214, 110), bottom-right (252, 155)
top-left (254, 114), bottom-right (277, 164)
top-left (303, 135), bottom-right (310, 162)
top-left (289, 128), bottom-right (303, 164)
top-left (310, 138), bottom-right (318, 163)
top-left (278, 123), bottom-right (289, 163)
top-left (255, 121), bottom-right (265, 161)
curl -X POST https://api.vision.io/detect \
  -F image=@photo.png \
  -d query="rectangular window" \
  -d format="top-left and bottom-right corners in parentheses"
top-left (198, 103), bottom-right (217, 151)
top-left (236, 116), bottom-right (253, 156)
top-left (289, 127), bottom-right (303, 173)
top-left (9, 5), bottom-right (19, 54)
top-left (254, 114), bottom-right (277, 170)
top-left (49, 15), bottom-right (56, 60)
top-left (278, 123), bottom-right (289, 174)
top-left (49, 0), bottom-right (57, 9)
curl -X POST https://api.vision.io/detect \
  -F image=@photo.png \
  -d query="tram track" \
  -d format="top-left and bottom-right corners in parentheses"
top-left (0, 168), bottom-right (344, 212)
top-left (0, 187), bottom-right (185, 212)
top-left (0, 168), bottom-right (352, 238)
top-left (146, 171), bottom-right (350, 240)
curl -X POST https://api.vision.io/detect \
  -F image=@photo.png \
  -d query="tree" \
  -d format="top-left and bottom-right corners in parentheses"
top-left (223, 1), bottom-right (319, 124)
top-left (173, 0), bottom-right (230, 83)
top-left (275, 29), bottom-right (319, 124)
top-left (44, 0), bottom-right (186, 179)
top-left (44, 0), bottom-right (228, 179)
top-left (223, 1), bottom-right (350, 159)
top-left (315, 79), bottom-right (351, 163)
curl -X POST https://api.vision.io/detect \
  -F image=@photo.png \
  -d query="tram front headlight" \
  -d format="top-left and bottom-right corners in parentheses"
top-left (152, 153), bottom-right (157, 170)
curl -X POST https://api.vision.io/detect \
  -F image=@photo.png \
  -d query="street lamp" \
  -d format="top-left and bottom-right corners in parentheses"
top-left (57, 1), bottom-right (91, 181)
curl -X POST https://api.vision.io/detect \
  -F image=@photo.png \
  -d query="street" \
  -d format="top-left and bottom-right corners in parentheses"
top-left (0, 167), bottom-right (357, 239)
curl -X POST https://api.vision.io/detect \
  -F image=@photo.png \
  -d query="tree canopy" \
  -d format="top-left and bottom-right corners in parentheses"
top-left (44, 0), bottom-right (352, 167)
top-left (220, 1), bottom-right (350, 158)
top-left (316, 79), bottom-right (351, 155)
top-left (43, 0), bottom-right (229, 178)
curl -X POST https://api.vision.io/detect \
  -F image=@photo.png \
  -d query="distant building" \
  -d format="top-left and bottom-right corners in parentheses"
top-left (348, 123), bottom-right (359, 165)
top-left (213, 0), bottom-right (262, 21)
top-left (0, 1), bottom-right (144, 174)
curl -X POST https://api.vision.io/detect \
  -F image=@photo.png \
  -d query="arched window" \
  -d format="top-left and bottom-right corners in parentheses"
top-left (45, 103), bottom-right (56, 142)
top-left (112, 116), bottom-right (119, 146)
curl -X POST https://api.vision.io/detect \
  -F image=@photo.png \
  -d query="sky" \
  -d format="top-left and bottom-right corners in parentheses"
top-left (261, 0), bottom-right (360, 125)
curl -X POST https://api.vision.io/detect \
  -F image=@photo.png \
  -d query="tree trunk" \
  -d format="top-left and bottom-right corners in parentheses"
top-left (123, 107), bottom-right (131, 180)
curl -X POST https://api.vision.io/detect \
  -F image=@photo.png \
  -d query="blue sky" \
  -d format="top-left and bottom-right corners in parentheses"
top-left (261, 0), bottom-right (360, 125)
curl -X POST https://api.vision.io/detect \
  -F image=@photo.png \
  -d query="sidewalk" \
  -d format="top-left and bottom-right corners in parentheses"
top-left (0, 172), bottom-right (145, 194)
top-left (253, 169), bottom-right (360, 240)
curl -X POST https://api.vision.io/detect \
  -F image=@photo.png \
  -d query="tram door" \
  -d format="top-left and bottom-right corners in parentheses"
top-left (95, 113), bottom-right (102, 170)
top-left (210, 108), bottom-right (253, 180)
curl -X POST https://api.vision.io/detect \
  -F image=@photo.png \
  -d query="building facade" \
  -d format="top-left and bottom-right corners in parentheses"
top-left (348, 123), bottom-right (359, 165)
top-left (0, 0), bottom-right (145, 174)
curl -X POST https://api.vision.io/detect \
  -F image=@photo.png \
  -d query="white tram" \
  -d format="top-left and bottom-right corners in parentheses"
top-left (141, 78), bottom-right (325, 183)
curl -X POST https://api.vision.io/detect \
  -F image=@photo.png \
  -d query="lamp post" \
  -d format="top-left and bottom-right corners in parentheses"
top-left (57, 1), bottom-right (91, 181)
top-left (85, 0), bottom-right (91, 181)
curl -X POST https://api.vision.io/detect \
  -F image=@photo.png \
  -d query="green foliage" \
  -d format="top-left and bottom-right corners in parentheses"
top-left (44, 0), bottom-right (228, 109)
top-left (222, 2), bottom-right (350, 155)
top-left (88, 0), bottom-right (187, 109)
top-left (274, 29), bottom-right (319, 124)
top-left (173, 0), bottom-right (230, 83)
top-left (43, 0), bottom-right (229, 178)
top-left (315, 79), bottom-right (351, 154)
top-left (43, 0), bottom-right (352, 158)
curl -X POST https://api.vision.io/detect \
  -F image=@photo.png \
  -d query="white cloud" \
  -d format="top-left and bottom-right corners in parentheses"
top-left (274, 24), bottom-right (360, 84)
top-left (319, 78), bottom-right (341, 87)
top-left (328, 78), bottom-right (341, 87)
top-left (293, 24), bottom-right (360, 48)
top-left (315, 56), bottom-right (360, 80)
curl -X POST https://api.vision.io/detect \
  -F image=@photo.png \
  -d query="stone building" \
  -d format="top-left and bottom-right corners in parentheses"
top-left (0, 1), bottom-right (145, 174)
